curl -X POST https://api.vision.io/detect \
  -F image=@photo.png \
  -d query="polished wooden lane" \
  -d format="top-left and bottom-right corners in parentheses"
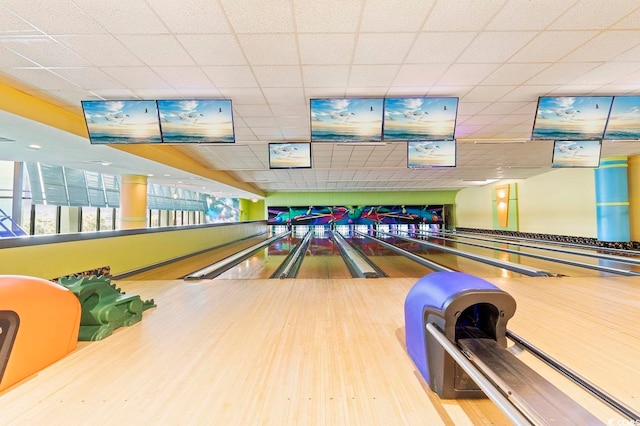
top-left (0, 276), bottom-right (634, 424)
top-left (124, 235), bottom-right (270, 280)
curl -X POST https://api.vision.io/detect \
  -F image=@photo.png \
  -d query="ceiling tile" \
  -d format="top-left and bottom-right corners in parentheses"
top-left (298, 34), bottom-right (356, 65)
top-left (406, 32), bottom-right (476, 64)
top-left (392, 63), bottom-right (448, 87)
top-left (221, 0), bottom-right (294, 33)
top-left (153, 66), bottom-right (214, 89)
top-left (1, 36), bottom-right (90, 67)
top-left (262, 87), bottom-right (305, 104)
top-left (1, 0), bottom-right (106, 35)
top-left (102, 66), bottom-right (171, 89)
top-left (294, 0), bottom-right (363, 33)
top-left (0, 4), bottom-right (41, 35)
top-left (253, 65), bottom-right (303, 87)
top-left (302, 65), bottom-right (349, 88)
top-left (548, 0), bottom-right (640, 30)
top-left (0, 46), bottom-right (39, 67)
top-left (509, 31), bottom-right (597, 63)
top-left (457, 31), bottom-right (538, 63)
top-left (202, 66), bottom-right (258, 88)
top-left (178, 35), bottom-right (246, 66)
top-left (56, 35), bottom-right (144, 67)
top-left (237, 34), bottom-right (299, 66)
top-left (353, 33), bottom-right (416, 64)
top-left (611, 7), bottom-right (640, 29)
top-left (50, 67), bottom-right (123, 90)
top-left (461, 85), bottom-right (515, 102)
top-left (423, 1), bottom-right (504, 31)
top-left (0, 67), bottom-right (81, 90)
top-left (147, 0), bottom-right (232, 33)
top-left (233, 104), bottom-right (274, 118)
top-left (72, 0), bottom-right (169, 35)
top-left (115, 35), bottom-right (194, 67)
top-left (436, 63), bottom-right (500, 86)
top-left (481, 63), bottom-right (550, 85)
top-left (360, 0), bottom-right (435, 32)
top-left (525, 62), bottom-right (601, 85)
top-left (487, 1), bottom-right (574, 30)
top-left (220, 87), bottom-right (267, 106)
top-left (562, 31), bottom-right (640, 62)
top-left (348, 65), bottom-right (399, 87)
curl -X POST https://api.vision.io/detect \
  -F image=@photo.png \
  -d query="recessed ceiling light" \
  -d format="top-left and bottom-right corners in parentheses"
top-left (147, 173), bottom-right (154, 177)
top-left (163, 173), bottom-right (171, 177)
top-left (28, 144), bottom-right (41, 150)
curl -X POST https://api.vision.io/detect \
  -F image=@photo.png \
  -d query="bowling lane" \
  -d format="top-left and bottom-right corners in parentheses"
top-left (216, 234), bottom-right (302, 279)
top-left (293, 233), bottom-right (352, 279)
top-left (342, 232), bottom-right (438, 277)
top-left (418, 232), bottom-right (640, 277)
top-left (362, 230), bottom-right (527, 278)
top-left (122, 234), bottom-right (272, 280)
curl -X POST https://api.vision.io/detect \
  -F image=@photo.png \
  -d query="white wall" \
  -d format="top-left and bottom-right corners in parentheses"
top-left (455, 168), bottom-right (597, 238)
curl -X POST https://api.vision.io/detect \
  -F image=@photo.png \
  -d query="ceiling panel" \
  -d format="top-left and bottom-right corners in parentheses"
top-left (0, 1), bottom-right (640, 199)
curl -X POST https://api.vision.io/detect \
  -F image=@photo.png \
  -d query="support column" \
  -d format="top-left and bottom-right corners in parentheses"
top-left (11, 162), bottom-right (24, 229)
top-left (629, 155), bottom-right (640, 242)
top-left (595, 156), bottom-right (630, 242)
top-left (120, 175), bottom-right (148, 230)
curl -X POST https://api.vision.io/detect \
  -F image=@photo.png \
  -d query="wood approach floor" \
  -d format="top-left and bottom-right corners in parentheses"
top-left (0, 275), bottom-right (637, 425)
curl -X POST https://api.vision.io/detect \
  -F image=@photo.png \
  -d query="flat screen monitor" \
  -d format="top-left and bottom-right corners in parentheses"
top-left (531, 96), bottom-right (613, 140)
top-left (269, 142), bottom-right (312, 169)
top-left (552, 140), bottom-right (601, 168)
top-left (157, 99), bottom-right (234, 143)
top-left (81, 100), bottom-right (162, 144)
top-left (407, 140), bottom-right (456, 168)
top-left (310, 98), bottom-right (384, 142)
top-left (604, 96), bottom-right (640, 140)
top-left (384, 97), bottom-right (458, 141)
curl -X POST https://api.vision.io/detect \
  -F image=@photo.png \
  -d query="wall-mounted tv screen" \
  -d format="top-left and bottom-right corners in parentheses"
top-left (407, 140), bottom-right (456, 168)
top-left (552, 140), bottom-right (601, 168)
top-left (157, 99), bottom-right (234, 143)
top-left (81, 100), bottom-right (162, 144)
top-left (532, 96), bottom-right (613, 140)
top-left (269, 142), bottom-right (312, 169)
top-left (384, 97), bottom-right (458, 141)
top-left (604, 96), bottom-right (640, 140)
top-left (310, 98), bottom-right (384, 142)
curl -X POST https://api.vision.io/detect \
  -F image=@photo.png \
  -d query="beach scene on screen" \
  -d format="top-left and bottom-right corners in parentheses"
top-left (158, 99), bottom-right (234, 143)
top-left (407, 140), bottom-right (456, 168)
top-left (269, 143), bottom-right (311, 169)
top-left (82, 100), bottom-right (162, 144)
top-left (604, 96), bottom-right (640, 140)
top-left (532, 96), bottom-right (612, 140)
top-left (552, 140), bottom-right (601, 168)
top-left (384, 97), bottom-right (457, 141)
top-left (311, 98), bottom-right (384, 142)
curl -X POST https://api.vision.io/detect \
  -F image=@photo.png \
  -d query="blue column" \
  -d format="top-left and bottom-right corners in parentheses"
top-left (595, 156), bottom-right (630, 242)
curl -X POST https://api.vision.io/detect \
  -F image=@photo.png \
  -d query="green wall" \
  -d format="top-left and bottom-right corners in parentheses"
top-left (240, 199), bottom-right (265, 221)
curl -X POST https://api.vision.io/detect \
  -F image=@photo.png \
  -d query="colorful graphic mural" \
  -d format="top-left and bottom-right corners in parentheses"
top-left (205, 197), bottom-right (239, 223)
top-left (267, 205), bottom-right (444, 226)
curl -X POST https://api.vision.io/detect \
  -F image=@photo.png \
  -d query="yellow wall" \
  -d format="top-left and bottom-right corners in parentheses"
top-left (629, 155), bottom-right (640, 241)
top-left (0, 222), bottom-right (267, 279)
top-left (454, 184), bottom-right (495, 229)
top-left (456, 168), bottom-right (597, 237)
top-left (517, 168), bottom-right (596, 237)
